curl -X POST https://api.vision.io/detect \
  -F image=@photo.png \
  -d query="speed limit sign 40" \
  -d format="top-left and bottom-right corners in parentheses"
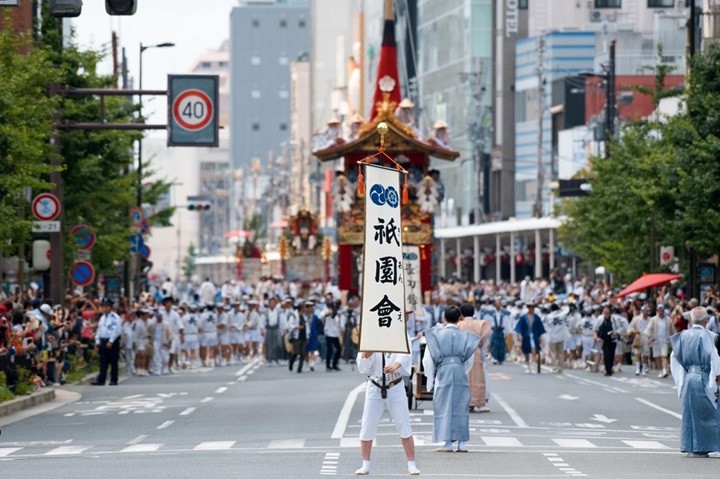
top-left (168, 74), bottom-right (219, 147)
top-left (173, 89), bottom-right (214, 131)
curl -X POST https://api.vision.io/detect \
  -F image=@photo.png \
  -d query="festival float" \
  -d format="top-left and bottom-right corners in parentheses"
top-left (312, 0), bottom-right (459, 305)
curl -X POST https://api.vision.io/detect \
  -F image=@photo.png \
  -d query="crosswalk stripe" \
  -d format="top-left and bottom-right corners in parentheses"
top-left (552, 438), bottom-right (597, 448)
top-left (45, 446), bottom-right (91, 456)
top-left (622, 440), bottom-right (670, 449)
top-left (267, 439), bottom-right (305, 449)
top-left (194, 441), bottom-right (236, 450)
top-left (120, 444), bottom-right (162, 453)
top-left (340, 437), bottom-right (361, 448)
top-left (481, 436), bottom-right (523, 447)
top-left (0, 448), bottom-right (22, 457)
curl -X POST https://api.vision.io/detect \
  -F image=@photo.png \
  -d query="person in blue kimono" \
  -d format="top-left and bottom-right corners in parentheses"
top-left (422, 305), bottom-right (480, 453)
top-left (669, 306), bottom-right (720, 457)
top-left (515, 302), bottom-right (546, 374)
top-left (483, 299), bottom-right (510, 364)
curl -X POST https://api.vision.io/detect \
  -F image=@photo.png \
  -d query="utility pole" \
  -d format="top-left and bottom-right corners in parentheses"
top-left (533, 36), bottom-right (545, 218)
top-left (605, 40), bottom-right (616, 144)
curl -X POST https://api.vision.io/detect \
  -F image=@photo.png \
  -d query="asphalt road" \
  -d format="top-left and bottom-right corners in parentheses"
top-left (0, 358), bottom-right (717, 478)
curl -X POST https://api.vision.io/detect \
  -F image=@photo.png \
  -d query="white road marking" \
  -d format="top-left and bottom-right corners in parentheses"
top-left (201, 397), bottom-right (214, 403)
top-left (179, 407), bottom-right (196, 416)
top-left (320, 452), bottom-right (339, 476)
top-left (0, 448), bottom-right (22, 457)
top-left (558, 395), bottom-right (578, 401)
top-left (552, 438), bottom-right (597, 448)
top-left (339, 437), bottom-right (361, 448)
top-left (267, 439), bottom-right (305, 449)
top-left (45, 446), bottom-right (91, 456)
top-left (194, 441), bottom-right (236, 450)
top-left (120, 444), bottom-right (162, 453)
top-left (622, 440), bottom-right (671, 449)
top-left (235, 360), bottom-right (257, 376)
top-left (634, 397), bottom-right (682, 419)
top-left (481, 436), bottom-right (522, 447)
top-left (123, 394), bottom-right (143, 399)
top-left (492, 393), bottom-right (529, 428)
top-left (237, 377), bottom-right (248, 382)
top-left (331, 382), bottom-right (366, 439)
top-left (215, 387), bottom-right (227, 394)
top-left (564, 372), bottom-right (627, 393)
top-left (157, 420), bottom-right (174, 429)
top-left (590, 414), bottom-right (617, 424)
top-left (63, 413), bottom-right (76, 417)
top-left (127, 435), bottom-right (148, 445)
top-left (547, 458), bottom-right (564, 462)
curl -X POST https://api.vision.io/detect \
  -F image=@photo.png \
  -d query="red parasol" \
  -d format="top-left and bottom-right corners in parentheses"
top-left (616, 273), bottom-right (683, 298)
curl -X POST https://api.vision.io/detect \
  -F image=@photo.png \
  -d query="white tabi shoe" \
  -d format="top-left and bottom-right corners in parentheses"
top-left (355, 466), bottom-right (370, 475)
top-left (408, 466), bottom-right (421, 475)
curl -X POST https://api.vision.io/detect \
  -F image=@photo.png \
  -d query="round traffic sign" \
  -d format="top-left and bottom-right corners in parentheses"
top-left (172, 89), bottom-right (214, 131)
top-left (71, 224), bottom-right (96, 251)
top-left (32, 193), bottom-right (61, 221)
top-left (69, 260), bottom-right (95, 287)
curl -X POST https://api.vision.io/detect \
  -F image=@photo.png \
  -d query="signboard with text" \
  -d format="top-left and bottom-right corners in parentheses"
top-left (167, 74), bottom-right (219, 147)
top-left (358, 165), bottom-right (409, 354)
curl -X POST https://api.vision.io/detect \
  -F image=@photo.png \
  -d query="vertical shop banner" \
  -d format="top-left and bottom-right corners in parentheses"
top-left (359, 164), bottom-right (409, 353)
top-left (402, 246), bottom-right (423, 316)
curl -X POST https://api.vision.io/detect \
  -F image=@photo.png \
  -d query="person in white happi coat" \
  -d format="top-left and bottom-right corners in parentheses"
top-left (120, 313), bottom-right (135, 376)
top-left (229, 302), bottom-right (246, 363)
top-left (216, 303), bottom-right (232, 366)
top-left (133, 309), bottom-right (150, 376)
top-left (245, 300), bottom-right (262, 359)
top-left (354, 350), bottom-right (420, 476)
top-left (199, 304), bottom-right (219, 367)
top-left (158, 297), bottom-right (183, 373)
top-left (181, 304), bottom-right (201, 369)
top-left (148, 310), bottom-right (174, 375)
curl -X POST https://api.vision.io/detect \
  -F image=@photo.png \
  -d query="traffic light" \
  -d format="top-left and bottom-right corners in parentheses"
top-left (49, 0), bottom-right (83, 17)
top-left (187, 202), bottom-right (211, 211)
top-left (106, 0), bottom-right (137, 15)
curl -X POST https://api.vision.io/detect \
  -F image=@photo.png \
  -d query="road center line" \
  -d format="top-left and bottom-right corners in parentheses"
top-left (215, 387), bottom-right (228, 394)
top-left (201, 397), bottom-right (214, 403)
top-left (492, 393), bottom-right (529, 429)
top-left (127, 435), bottom-right (148, 445)
top-left (331, 382), bottom-right (366, 439)
top-left (157, 420), bottom-right (175, 429)
top-left (179, 407), bottom-right (196, 416)
top-left (564, 373), bottom-right (626, 393)
top-left (634, 397), bottom-right (682, 419)
top-left (235, 360), bottom-right (257, 377)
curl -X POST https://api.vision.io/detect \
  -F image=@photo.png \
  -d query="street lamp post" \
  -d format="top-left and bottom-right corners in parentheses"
top-left (137, 42), bottom-right (175, 208)
top-left (134, 41), bottom-right (174, 297)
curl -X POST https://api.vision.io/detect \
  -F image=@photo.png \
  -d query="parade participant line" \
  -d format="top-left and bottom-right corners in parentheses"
top-left (634, 398), bottom-right (682, 419)
top-left (331, 382), bottom-right (366, 439)
top-left (493, 393), bottom-right (529, 428)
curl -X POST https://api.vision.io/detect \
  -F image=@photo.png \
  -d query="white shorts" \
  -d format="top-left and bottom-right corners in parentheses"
top-left (183, 337), bottom-right (200, 350)
top-left (230, 332), bottom-right (245, 345)
top-left (563, 339), bottom-right (576, 352)
top-left (201, 333), bottom-right (219, 347)
top-left (169, 338), bottom-right (180, 355)
top-left (581, 337), bottom-right (595, 357)
top-left (245, 330), bottom-right (262, 343)
top-left (219, 333), bottom-right (231, 346)
top-left (359, 380), bottom-right (413, 441)
top-left (135, 340), bottom-right (147, 352)
top-left (651, 341), bottom-right (669, 358)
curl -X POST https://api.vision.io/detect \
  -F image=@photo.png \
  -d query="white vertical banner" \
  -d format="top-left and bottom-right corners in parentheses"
top-left (359, 164), bottom-right (410, 353)
top-left (402, 246), bottom-right (423, 316)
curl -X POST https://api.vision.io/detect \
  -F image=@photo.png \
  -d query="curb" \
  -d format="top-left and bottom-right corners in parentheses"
top-left (0, 388), bottom-right (55, 419)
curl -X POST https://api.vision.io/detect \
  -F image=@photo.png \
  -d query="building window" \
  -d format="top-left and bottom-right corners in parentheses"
top-left (280, 123), bottom-right (288, 131)
top-left (218, 61), bottom-right (228, 68)
top-left (519, 0), bottom-right (528, 8)
top-left (280, 17), bottom-right (287, 28)
top-left (251, 56), bottom-right (261, 65)
top-left (252, 122), bottom-right (260, 131)
top-left (647, 0), bottom-right (673, 6)
top-left (252, 18), bottom-right (259, 27)
top-left (594, 0), bottom-right (621, 7)
top-left (200, 61), bottom-right (212, 69)
top-left (251, 90), bottom-right (261, 99)
top-left (298, 17), bottom-right (306, 28)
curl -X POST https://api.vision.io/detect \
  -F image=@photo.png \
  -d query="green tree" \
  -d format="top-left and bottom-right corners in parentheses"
top-left (182, 242), bottom-right (197, 280)
top-left (0, 26), bottom-right (59, 256)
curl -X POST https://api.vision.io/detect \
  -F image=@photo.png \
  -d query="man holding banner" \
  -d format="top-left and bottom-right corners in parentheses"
top-left (355, 162), bottom-right (419, 476)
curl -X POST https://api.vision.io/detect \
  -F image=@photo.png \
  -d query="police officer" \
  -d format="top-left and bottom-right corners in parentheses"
top-left (92, 298), bottom-right (121, 386)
